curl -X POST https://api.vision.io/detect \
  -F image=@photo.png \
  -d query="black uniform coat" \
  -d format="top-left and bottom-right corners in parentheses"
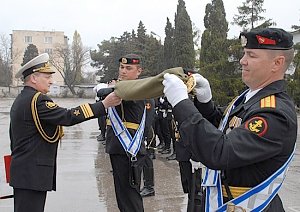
top-left (172, 80), bottom-right (297, 210)
top-left (9, 86), bottom-right (106, 191)
top-left (105, 100), bottom-right (147, 155)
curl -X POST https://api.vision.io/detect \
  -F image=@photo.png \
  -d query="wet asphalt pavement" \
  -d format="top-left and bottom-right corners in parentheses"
top-left (0, 98), bottom-right (300, 212)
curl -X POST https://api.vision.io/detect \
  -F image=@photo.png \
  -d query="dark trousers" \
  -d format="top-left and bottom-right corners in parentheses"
top-left (158, 118), bottom-right (171, 149)
top-left (153, 117), bottom-right (164, 145)
top-left (170, 119), bottom-right (176, 151)
top-left (110, 154), bottom-right (144, 212)
top-left (179, 161), bottom-right (203, 212)
top-left (14, 188), bottom-right (47, 212)
top-left (146, 126), bottom-right (156, 154)
top-left (142, 155), bottom-right (154, 187)
top-left (98, 115), bottom-right (107, 136)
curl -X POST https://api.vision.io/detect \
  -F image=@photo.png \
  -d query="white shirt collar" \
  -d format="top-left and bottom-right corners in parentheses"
top-left (245, 88), bottom-right (262, 103)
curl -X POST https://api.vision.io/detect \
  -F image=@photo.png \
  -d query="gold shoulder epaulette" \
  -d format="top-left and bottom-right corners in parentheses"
top-left (260, 95), bottom-right (276, 108)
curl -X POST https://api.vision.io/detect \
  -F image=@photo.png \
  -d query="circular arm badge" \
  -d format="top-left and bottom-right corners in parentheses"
top-left (245, 116), bottom-right (268, 137)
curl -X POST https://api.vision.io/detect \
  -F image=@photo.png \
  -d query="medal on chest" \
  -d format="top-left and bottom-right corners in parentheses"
top-left (225, 116), bottom-right (242, 134)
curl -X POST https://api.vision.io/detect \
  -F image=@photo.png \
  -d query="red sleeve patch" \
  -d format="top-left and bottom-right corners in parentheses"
top-left (245, 116), bottom-right (268, 137)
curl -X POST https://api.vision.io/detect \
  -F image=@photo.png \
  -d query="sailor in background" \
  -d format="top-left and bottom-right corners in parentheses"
top-left (140, 99), bottom-right (156, 198)
top-left (93, 82), bottom-right (108, 142)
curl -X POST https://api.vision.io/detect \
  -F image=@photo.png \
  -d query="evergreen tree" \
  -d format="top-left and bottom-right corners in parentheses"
top-left (287, 39), bottom-right (300, 106)
top-left (200, 0), bottom-right (244, 105)
top-left (164, 17), bottom-right (175, 69)
top-left (173, 0), bottom-right (195, 68)
top-left (142, 36), bottom-right (164, 77)
top-left (91, 23), bottom-right (164, 81)
top-left (22, 44), bottom-right (39, 66)
top-left (90, 37), bottom-right (125, 82)
top-left (72, 30), bottom-right (84, 84)
top-left (232, 0), bottom-right (275, 30)
top-left (136, 21), bottom-right (147, 56)
top-left (201, 0), bottom-right (228, 66)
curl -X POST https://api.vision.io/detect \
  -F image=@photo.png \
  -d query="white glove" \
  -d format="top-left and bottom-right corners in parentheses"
top-left (190, 159), bottom-right (203, 173)
top-left (163, 73), bottom-right (188, 107)
top-left (163, 111), bottom-right (167, 118)
top-left (159, 97), bottom-right (164, 104)
top-left (193, 74), bottom-right (212, 103)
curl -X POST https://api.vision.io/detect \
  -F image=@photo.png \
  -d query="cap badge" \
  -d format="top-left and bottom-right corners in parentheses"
top-left (256, 35), bottom-right (276, 45)
top-left (34, 62), bottom-right (51, 73)
top-left (121, 58), bottom-right (127, 64)
top-left (240, 35), bottom-right (247, 47)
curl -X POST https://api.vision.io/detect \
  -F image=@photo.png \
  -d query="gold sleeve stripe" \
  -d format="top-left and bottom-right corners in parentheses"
top-left (260, 95), bottom-right (276, 108)
top-left (80, 105), bottom-right (88, 118)
top-left (80, 103), bottom-right (94, 118)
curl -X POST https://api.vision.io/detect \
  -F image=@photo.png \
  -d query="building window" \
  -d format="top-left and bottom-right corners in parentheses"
top-left (24, 36), bottom-right (32, 43)
top-left (45, 48), bottom-right (53, 54)
top-left (44, 37), bottom-right (52, 44)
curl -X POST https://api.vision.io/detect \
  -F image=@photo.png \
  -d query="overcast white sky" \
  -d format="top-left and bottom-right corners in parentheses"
top-left (1, 0), bottom-right (299, 49)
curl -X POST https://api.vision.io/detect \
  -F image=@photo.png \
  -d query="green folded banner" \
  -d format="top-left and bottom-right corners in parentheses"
top-left (114, 67), bottom-right (191, 100)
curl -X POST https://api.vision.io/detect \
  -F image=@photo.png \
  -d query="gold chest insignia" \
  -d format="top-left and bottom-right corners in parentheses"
top-left (226, 116), bottom-right (243, 134)
top-left (46, 101), bottom-right (58, 109)
top-left (245, 116), bottom-right (268, 137)
top-left (74, 110), bottom-right (81, 116)
top-left (229, 116), bottom-right (242, 129)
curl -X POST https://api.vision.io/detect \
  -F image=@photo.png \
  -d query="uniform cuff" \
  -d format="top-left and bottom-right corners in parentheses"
top-left (173, 99), bottom-right (199, 126)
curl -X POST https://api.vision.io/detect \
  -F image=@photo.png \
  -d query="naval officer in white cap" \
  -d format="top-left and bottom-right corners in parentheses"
top-left (9, 53), bottom-right (121, 212)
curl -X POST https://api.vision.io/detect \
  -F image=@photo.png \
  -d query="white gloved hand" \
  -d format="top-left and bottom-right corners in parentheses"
top-left (159, 97), bottom-right (164, 104)
top-left (163, 111), bottom-right (167, 118)
top-left (190, 159), bottom-right (203, 174)
top-left (193, 74), bottom-right (212, 103)
top-left (162, 73), bottom-right (188, 107)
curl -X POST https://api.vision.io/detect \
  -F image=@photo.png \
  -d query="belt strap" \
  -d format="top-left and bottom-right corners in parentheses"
top-left (221, 185), bottom-right (251, 199)
top-left (106, 119), bottom-right (139, 130)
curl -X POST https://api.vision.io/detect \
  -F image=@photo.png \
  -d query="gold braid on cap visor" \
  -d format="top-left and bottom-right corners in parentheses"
top-left (33, 62), bottom-right (51, 73)
top-left (31, 92), bottom-right (64, 143)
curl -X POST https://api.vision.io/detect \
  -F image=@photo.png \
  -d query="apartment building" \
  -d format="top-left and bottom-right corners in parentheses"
top-left (10, 30), bottom-right (68, 86)
top-left (291, 29), bottom-right (300, 44)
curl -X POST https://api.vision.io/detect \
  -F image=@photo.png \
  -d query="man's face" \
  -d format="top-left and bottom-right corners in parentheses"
top-left (240, 48), bottom-right (275, 90)
top-left (118, 63), bottom-right (141, 80)
top-left (31, 72), bottom-right (53, 94)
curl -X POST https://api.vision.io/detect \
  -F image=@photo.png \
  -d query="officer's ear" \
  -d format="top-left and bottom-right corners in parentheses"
top-left (30, 73), bottom-right (41, 84)
top-left (272, 55), bottom-right (285, 73)
top-left (137, 66), bottom-right (142, 76)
